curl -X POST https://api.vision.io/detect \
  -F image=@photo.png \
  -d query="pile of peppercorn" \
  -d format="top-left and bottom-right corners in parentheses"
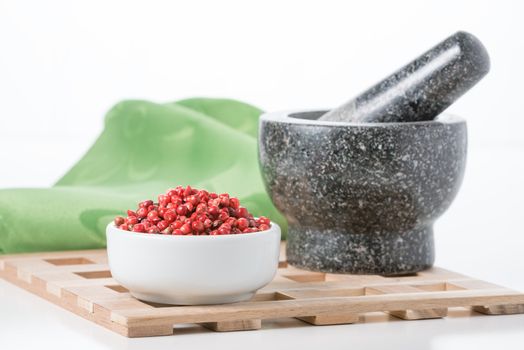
top-left (114, 186), bottom-right (271, 235)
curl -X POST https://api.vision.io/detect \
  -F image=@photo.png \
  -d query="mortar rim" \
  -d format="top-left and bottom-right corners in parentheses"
top-left (260, 109), bottom-right (465, 127)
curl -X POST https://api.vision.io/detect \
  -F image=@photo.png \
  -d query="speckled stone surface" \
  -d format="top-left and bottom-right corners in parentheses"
top-left (320, 31), bottom-right (490, 123)
top-left (259, 110), bottom-right (467, 275)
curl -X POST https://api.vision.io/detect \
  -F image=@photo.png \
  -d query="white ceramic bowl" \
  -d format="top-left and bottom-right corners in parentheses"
top-left (106, 222), bottom-right (281, 305)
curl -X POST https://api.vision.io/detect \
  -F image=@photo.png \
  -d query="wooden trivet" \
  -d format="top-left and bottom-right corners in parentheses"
top-left (1, 243), bottom-right (523, 337)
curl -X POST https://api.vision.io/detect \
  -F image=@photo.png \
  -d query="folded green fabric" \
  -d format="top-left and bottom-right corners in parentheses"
top-left (0, 98), bottom-right (287, 254)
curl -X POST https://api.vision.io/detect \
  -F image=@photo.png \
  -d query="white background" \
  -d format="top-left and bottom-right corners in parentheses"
top-left (1, 1), bottom-right (524, 349)
top-left (0, 0), bottom-right (523, 188)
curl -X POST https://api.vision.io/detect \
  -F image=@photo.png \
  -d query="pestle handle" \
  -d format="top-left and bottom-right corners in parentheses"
top-left (320, 31), bottom-right (490, 123)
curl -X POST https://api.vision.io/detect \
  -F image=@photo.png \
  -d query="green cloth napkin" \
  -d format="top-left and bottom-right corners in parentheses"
top-left (0, 98), bottom-right (287, 254)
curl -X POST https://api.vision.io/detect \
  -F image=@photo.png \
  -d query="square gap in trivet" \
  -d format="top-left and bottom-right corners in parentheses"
top-left (45, 257), bottom-right (95, 266)
top-left (282, 273), bottom-right (326, 283)
top-left (74, 270), bottom-right (112, 279)
top-left (105, 285), bottom-right (129, 293)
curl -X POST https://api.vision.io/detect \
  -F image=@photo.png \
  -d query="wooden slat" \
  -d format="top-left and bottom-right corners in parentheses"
top-left (297, 314), bottom-right (359, 325)
top-left (473, 304), bottom-right (524, 315)
top-left (111, 289), bottom-right (524, 328)
top-left (201, 319), bottom-right (261, 331)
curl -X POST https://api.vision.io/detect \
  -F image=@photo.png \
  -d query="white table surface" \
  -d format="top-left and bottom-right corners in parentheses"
top-left (1, 142), bottom-right (524, 349)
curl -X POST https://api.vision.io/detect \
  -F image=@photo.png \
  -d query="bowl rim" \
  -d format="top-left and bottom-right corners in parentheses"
top-left (260, 109), bottom-right (466, 127)
top-left (106, 221), bottom-right (280, 241)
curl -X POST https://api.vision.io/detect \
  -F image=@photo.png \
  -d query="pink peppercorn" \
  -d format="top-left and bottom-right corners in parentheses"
top-left (115, 186), bottom-right (272, 235)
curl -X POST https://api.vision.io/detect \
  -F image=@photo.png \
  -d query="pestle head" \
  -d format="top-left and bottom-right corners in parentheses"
top-left (320, 31), bottom-right (490, 123)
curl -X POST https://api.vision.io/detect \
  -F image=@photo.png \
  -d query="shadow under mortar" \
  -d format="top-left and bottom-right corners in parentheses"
top-left (259, 110), bottom-right (467, 276)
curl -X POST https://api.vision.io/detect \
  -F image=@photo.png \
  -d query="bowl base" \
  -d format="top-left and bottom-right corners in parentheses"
top-left (286, 225), bottom-right (434, 276)
top-left (130, 291), bottom-right (256, 306)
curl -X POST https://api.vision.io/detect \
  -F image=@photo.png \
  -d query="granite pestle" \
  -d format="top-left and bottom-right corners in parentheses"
top-left (319, 31), bottom-right (490, 123)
